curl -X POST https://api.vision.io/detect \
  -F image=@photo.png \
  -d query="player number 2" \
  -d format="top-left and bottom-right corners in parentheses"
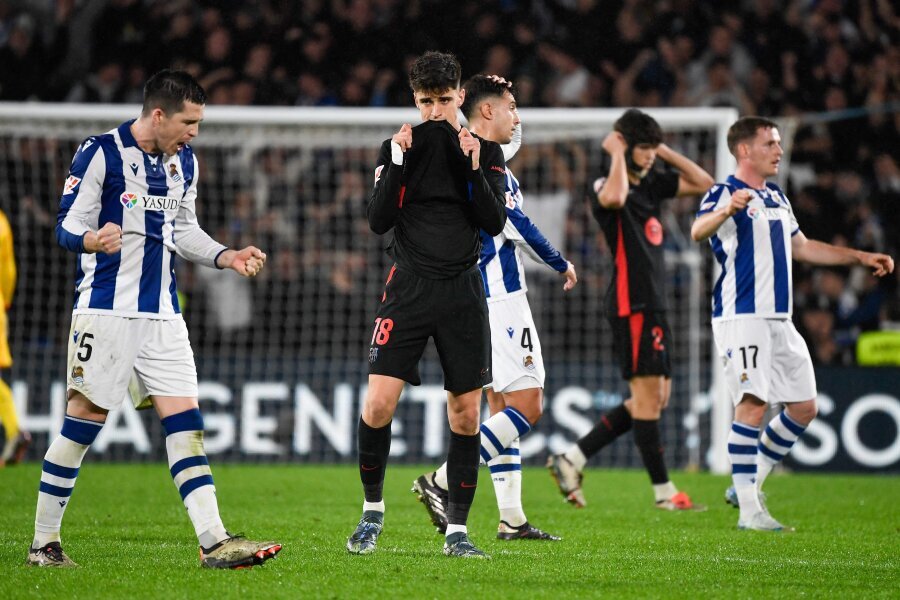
top-left (739, 345), bottom-right (759, 369)
top-left (521, 327), bottom-right (533, 352)
top-left (371, 318), bottom-right (394, 346)
top-left (651, 326), bottom-right (665, 352)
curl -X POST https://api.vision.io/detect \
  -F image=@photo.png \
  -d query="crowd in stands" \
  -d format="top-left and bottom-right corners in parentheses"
top-left (1, 0), bottom-right (897, 365)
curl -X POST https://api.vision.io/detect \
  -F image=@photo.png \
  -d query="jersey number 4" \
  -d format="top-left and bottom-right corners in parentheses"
top-left (521, 328), bottom-right (533, 352)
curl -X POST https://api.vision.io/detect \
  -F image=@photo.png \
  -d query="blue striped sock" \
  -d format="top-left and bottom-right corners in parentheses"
top-left (488, 438), bottom-right (525, 526)
top-left (757, 411), bottom-right (806, 488)
top-left (479, 407), bottom-right (531, 464)
top-left (728, 421), bottom-right (761, 517)
top-left (33, 416), bottom-right (103, 547)
top-left (162, 409), bottom-right (227, 548)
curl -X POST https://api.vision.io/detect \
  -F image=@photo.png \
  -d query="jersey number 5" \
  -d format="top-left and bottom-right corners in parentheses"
top-left (76, 333), bottom-right (94, 361)
top-left (370, 318), bottom-right (394, 346)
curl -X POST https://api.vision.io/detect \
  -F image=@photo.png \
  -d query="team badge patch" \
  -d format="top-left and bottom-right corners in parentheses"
top-left (645, 217), bottom-right (663, 246)
top-left (524, 355), bottom-right (535, 371)
top-left (747, 206), bottom-right (761, 220)
top-left (168, 163), bottom-right (181, 182)
top-left (740, 372), bottom-right (750, 387)
top-left (369, 347), bottom-right (379, 364)
top-left (71, 366), bottom-right (85, 386)
top-left (63, 176), bottom-right (81, 195)
top-left (120, 192), bottom-right (138, 209)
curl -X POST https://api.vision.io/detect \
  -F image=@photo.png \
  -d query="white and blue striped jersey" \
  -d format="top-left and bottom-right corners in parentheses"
top-left (697, 175), bottom-right (800, 320)
top-left (56, 120), bottom-right (226, 319)
top-left (478, 168), bottom-right (568, 302)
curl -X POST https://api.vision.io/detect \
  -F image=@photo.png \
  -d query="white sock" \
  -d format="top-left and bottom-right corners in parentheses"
top-left (434, 464), bottom-right (448, 490)
top-left (563, 444), bottom-right (587, 471)
top-left (446, 524), bottom-right (467, 537)
top-left (652, 481), bottom-right (678, 503)
top-left (363, 500), bottom-right (385, 514)
top-left (162, 410), bottom-right (227, 549)
top-left (489, 438), bottom-right (526, 526)
top-left (33, 416), bottom-right (103, 548)
top-left (729, 421), bottom-right (762, 520)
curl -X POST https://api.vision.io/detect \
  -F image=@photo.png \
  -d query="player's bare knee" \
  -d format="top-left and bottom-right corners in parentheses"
top-left (735, 394), bottom-right (767, 426)
top-left (786, 400), bottom-right (817, 425)
top-left (362, 399), bottom-right (395, 428)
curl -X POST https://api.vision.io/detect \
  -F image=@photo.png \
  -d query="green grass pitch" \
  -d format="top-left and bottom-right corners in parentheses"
top-left (1, 463), bottom-right (897, 598)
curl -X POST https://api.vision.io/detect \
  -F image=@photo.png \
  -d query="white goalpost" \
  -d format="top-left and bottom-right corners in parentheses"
top-left (0, 103), bottom-right (736, 471)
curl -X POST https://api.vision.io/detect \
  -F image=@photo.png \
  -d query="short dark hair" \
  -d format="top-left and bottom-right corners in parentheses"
top-left (142, 70), bottom-right (207, 116)
top-left (408, 51), bottom-right (461, 94)
top-left (461, 75), bottom-right (514, 120)
top-left (613, 108), bottom-right (663, 147)
top-left (727, 116), bottom-right (778, 156)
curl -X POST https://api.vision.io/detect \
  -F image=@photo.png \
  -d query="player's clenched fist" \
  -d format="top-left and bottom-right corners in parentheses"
top-left (458, 127), bottom-right (480, 170)
top-left (392, 123), bottom-right (412, 152)
top-left (224, 246), bottom-right (267, 277)
top-left (726, 189), bottom-right (751, 216)
top-left (85, 222), bottom-right (123, 254)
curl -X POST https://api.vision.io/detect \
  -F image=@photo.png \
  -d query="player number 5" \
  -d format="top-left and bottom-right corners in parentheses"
top-left (77, 332), bottom-right (94, 361)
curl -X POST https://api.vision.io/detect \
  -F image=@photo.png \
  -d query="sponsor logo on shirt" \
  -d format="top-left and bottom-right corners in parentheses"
top-left (120, 192), bottom-right (138, 209)
top-left (748, 206), bottom-right (783, 221)
top-left (63, 176), bottom-right (81, 195)
top-left (120, 192), bottom-right (179, 211)
top-left (645, 216), bottom-right (663, 246)
top-left (373, 164), bottom-right (384, 187)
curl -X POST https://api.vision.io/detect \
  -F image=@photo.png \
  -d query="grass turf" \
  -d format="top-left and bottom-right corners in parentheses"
top-left (1, 463), bottom-right (897, 598)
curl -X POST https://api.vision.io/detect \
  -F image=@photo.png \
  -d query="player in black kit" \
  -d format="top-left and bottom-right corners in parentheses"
top-left (346, 52), bottom-right (507, 559)
top-left (548, 109), bottom-right (713, 512)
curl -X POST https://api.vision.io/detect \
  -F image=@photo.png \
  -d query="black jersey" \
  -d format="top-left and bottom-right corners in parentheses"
top-left (367, 120), bottom-right (507, 279)
top-left (591, 157), bottom-right (679, 317)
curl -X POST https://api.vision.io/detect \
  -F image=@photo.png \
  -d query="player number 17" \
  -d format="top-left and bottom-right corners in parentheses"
top-left (739, 345), bottom-right (758, 369)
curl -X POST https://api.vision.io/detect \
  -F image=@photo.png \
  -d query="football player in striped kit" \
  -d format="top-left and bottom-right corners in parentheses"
top-left (413, 75), bottom-right (576, 541)
top-left (27, 70), bottom-right (281, 568)
top-left (691, 117), bottom-right (893, 531)
top-left (548, 109), bottom-right (712, 512)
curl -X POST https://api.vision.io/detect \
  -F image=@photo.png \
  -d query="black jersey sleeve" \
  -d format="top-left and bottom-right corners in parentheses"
top-left (466, 139), bottom-right (507, 236)
top-left (367, 139), bottom-right (404, 234)
top-left (649, 169), bottom-right (680, 202)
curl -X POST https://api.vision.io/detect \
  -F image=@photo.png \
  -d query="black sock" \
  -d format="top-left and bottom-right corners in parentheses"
top-left (633, 418), bottom-right (668, 485)
top-left (358, 416), bottom-right (391, 504)
top-left (446, 430), bottom-right (480, 526)
top-left (576, 403), bottom-right (633, 459)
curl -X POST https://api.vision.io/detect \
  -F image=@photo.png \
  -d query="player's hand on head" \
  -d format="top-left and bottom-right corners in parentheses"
top-left (864, 252), bottom-right (894, 277)
top-left (392, 123), bottom-right (412, 152)
top-left (90, 222), bottom-right (123, 254)
top-left (487, 75), bottom-right (511, 88)
top-left (726, 189), bottom-right (752, 216)
top-left (229, 246), bottom-right (267, 277)
top-left (458, 127), bottom-right (480, 170)
top-left (562, 261), bottom-right (577, 291)
top-left (602, 132), bottom-right (628, 155)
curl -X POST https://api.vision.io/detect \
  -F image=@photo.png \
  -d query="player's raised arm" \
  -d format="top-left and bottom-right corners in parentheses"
top-left (367, 125), bottom-right (410, 234)
top-left (655, 143), bottom-right (715, 197)
top-left (690, 187), bottom-right (750, 242)
top-left (464, 136), bottom-right (507, 236)
top-left (596, 132), bottom-right (630, 209)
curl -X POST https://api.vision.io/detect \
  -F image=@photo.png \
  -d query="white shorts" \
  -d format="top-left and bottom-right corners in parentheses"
top-left (67, 313), bottom-right (198, 410)
top-left (712, 318), bottom-right (817, 406)
top-left (487, 294), bottom-right (545, 393)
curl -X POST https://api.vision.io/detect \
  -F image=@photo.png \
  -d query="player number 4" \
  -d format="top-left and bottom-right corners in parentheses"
top-left (521, 327), bottom-right (533, 352)
top-left (370, 318), bottom-right (394, 346)
top-left (739, 345), bottom-right (758, 369)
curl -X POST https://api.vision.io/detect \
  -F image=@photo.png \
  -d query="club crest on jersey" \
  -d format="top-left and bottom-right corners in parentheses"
top-left (120, 192), bottom-right (138, 209)
top-left (168, 163), bottom-right (181, 182)
top-left (63, 176), bottom-right (81, 195)
top-left (369, 347), bottom-right (379, 363)
top-left (645, 216), bottom-right (663, 246)
top-left (740, 372), bottom-right (750, 387)
top-left (71, 366), bottom-right (85, 386)
top-left (747, 206), bottom-right (761, 220)
top-left (523, 355), bottom-right (535, 371)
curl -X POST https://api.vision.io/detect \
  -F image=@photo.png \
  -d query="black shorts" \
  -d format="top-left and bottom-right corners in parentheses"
top-left (609, 311), bottom-right (672, 380)
top-left (367, 265), bottom-right (491, 392)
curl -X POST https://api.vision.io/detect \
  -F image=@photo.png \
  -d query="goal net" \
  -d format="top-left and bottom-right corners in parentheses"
top-left (0, 104), bottom-right (736, 469)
